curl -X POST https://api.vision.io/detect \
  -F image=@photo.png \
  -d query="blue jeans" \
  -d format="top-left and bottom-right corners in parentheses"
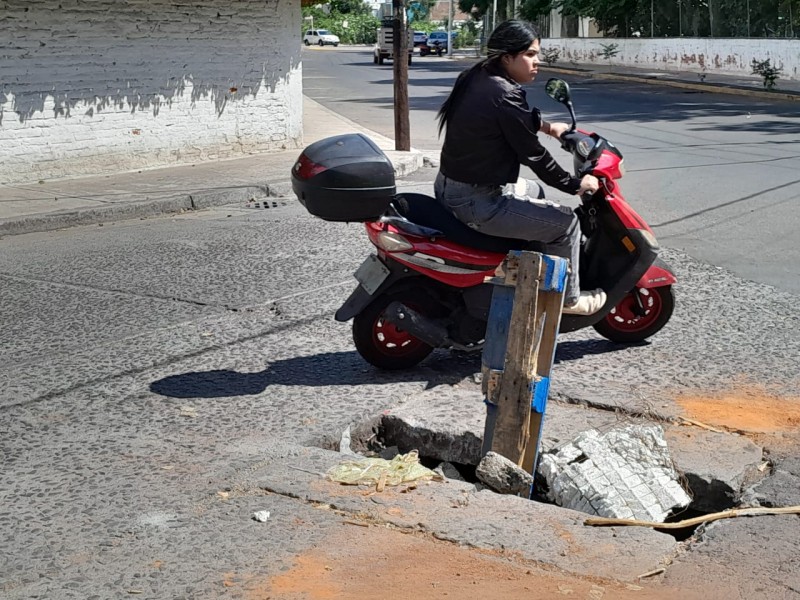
top-left (434, 172), bottom-right (581, 304)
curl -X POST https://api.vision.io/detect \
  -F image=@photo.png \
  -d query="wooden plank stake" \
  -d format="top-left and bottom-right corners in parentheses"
top-left (481, 250), bottom-right (568, 495)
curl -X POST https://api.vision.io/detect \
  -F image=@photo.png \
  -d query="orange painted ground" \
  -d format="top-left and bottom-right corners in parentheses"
top-left (677, 387), bottom-right (800, 434)
top-left (253, 524), bottom-right (712, 600)
top-left (676, 385), bottom-right (800, 455)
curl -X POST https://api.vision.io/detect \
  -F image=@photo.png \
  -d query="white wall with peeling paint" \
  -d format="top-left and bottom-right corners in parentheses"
top-left (0, 0), bottom-right (303, 184)
top-left (542, 38), bottom-right (800, 81)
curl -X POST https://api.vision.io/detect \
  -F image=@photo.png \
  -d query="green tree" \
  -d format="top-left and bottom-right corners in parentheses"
top-left (329, 0), bottom-right (372, 14)
top-left (458, 0), bottom-right (510, 23)
top-left (519, 0), bottom-right (556, 22)
top-left (301, 5), bottom-right (380, 44)
top-left (558, 0), bottom-right (641, 36)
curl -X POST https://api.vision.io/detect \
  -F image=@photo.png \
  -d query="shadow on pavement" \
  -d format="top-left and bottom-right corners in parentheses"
top-left (149, 349), bottom-right (479, 399)
top-left (150, 339), bottom-right (634, 399)
top-left (555, 338), bottom-right (641, 363)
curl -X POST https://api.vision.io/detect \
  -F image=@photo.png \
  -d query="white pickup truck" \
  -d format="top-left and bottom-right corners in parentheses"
top-left (373, 25), bottom-right (413, 65)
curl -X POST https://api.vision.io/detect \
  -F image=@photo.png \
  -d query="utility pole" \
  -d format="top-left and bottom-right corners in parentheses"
top-left (392, 0), bottom-right (410, 151)
top-left (651, 0), bottom-right (654, 37)
top-left (447, 0), bottom-right (453, 57)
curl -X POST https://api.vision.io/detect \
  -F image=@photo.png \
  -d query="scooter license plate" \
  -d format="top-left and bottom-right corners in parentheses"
top-left (354, 254), bottom-right (390, 295)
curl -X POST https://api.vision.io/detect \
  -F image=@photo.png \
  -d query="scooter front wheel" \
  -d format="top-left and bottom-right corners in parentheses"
top-left (592, 285), bottom-right (674, 344)
top-left (352, 291), bottom-right (435, 370)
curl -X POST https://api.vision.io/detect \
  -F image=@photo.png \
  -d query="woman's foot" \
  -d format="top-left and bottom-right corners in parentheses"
top-left (563, 289), bottom-right (607, 316)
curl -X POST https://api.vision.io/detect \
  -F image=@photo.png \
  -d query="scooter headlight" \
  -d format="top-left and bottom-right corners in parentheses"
top-left (376, 231), bottom-right (413, 252)
top-left (639, 228), bottom-right (659, 249)
top-left (618, 158), bottom-right (626, 178)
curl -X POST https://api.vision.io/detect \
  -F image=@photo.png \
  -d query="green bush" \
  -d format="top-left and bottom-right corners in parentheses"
top-left (302, 10), bottom-right (380, 45)
top-left (599, 42), bottom-right (620, 61)
top-left (541, 47), bottom-right (560, 66)
top-left (751, 58), bottom-right (782, 90)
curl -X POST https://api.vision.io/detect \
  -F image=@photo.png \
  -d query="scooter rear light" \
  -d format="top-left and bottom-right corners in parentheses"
top-left (292, 153), bottom-right (328, 180)
top-left (376, 231), bottom-right (413, 252)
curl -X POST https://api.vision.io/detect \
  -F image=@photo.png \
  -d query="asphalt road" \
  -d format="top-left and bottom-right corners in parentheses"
top-left (0, 49), bottom-right (798, 598)
top-left (1, 178), bottom-right (799, 599)
top-left (302, 45), bottom-right (800, 295)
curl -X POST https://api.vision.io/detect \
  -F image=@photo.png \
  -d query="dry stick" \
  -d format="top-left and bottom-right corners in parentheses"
top-left (585, 505), bottom-right (800, 529)
top-left (676, 416), bottom-right (726, 433)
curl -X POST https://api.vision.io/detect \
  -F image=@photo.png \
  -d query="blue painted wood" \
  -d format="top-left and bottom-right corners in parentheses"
top-left (481, 252), bottom-right (568, 489)
top-left (481, 284), bottom-right (515, 373)
top-left (480, 283), bottom-right (515, 455)
top-left (541, 254), bottom-right (568, 293)
top-left (530, 376), bottom-right (550, 414)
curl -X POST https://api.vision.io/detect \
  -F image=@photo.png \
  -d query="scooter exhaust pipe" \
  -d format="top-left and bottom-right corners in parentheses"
top-left (383, 301), bottom-right (450, 349)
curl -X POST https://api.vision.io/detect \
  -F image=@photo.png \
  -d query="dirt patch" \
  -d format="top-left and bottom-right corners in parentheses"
top-left (676, 388), bottom-right (800, 434)
top-left (255, 522), bottom-right (711, 600)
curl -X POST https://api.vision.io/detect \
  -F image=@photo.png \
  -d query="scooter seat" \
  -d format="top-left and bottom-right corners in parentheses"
top-left (392, 192), bottom-right (543, 254)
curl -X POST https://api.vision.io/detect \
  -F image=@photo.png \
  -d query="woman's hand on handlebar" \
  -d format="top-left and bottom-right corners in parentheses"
top-left (545, 121), bottom-right (571, 139)
top-left (578, 174), bottom-right (600, 195)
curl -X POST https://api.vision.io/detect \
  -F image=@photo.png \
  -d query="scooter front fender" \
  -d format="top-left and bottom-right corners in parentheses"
top-left (636, 256), bottom-right (677, 288)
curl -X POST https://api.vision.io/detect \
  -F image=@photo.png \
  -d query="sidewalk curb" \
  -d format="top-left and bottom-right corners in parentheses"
top-left (0, 186), bottom-right (272, 237)
top-left (0, 154), bottom-right (424, 237)
top-left (543, 65), bottom-right (800, 102)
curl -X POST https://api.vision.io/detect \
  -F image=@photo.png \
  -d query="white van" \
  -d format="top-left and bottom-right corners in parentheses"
top-left (303, 29), bottom-right (340, 47)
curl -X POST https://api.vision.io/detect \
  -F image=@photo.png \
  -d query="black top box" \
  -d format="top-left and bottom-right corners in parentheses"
top-left (292, 133), bottom-right (396, 222)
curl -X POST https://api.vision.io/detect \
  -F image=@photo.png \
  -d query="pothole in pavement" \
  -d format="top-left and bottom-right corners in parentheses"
top-left (310, 400), bottom-right (774, 542)
top-left (308, 415), bottom-right (730, 541)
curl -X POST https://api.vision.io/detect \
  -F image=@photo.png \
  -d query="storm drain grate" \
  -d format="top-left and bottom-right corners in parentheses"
top-left (247, 199), bottom-right (290, 209)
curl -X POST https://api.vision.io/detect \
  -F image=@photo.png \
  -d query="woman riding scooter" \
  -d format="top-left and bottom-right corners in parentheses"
top-left (435, 19), bottom-right (605, 315)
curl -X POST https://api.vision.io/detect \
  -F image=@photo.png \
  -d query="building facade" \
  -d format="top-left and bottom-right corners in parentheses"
top-left (0, 0), bottom-right (303, 184)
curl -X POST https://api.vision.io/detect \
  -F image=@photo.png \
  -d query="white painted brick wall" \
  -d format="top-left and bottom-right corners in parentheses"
top-left (0, 0), bottom-right (303, 184)
top-left (544, 37), bottom-right (800, 81)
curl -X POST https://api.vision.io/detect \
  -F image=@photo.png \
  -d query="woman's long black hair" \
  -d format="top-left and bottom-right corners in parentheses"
top-left (436, 20), bottom-right (540, 136)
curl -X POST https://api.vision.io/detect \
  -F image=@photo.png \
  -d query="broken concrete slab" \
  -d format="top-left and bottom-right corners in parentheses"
top-left (435, 461), bottom-right (467, 482)
top-left (539, 425), bottom-right (692, 522)
top-left (379, 382), bottom-right (766, 513)
top-left (742, 456), bottom-right (800, 508)
top-left (475, 451), bottom-right (533, 496)
top-left (664, 427), bottom-right (764, 512)
top-left (380, 383), bottom-right (486, 465)
top-left (253, 441), bottom-right (676, 582)
top-left (545, 403), bottom-right (765, 512)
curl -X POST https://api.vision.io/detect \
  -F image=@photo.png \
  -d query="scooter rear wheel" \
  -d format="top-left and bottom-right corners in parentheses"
top-left (592, 286), bottom-right (674, 344)
top-left (352, 290), bottom-right (435, 369)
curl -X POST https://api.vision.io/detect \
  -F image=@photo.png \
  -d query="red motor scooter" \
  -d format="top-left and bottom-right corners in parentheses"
top-left (292, 78), bottom-right (676, 369)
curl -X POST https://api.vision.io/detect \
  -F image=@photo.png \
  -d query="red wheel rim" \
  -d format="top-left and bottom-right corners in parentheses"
top-left (372, 307), bottom-right (428, 358)
top-left (602, 288), bottom-right (662, 334)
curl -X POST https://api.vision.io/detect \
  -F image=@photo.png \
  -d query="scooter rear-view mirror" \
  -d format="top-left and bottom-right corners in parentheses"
top-left (545, 78), bottom-right (571, 104)
top-left (545, 78), bottom-right (578, 132)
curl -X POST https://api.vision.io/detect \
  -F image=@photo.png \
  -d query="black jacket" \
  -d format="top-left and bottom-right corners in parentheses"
top-left (439, 67), bottom-right (581, 195)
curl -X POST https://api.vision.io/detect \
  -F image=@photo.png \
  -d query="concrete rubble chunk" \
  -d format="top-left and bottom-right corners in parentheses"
top-left (475, 451), bottom-right (533, 496)
top-left (435, 461), bottom-right (467, 482)
top-left (538, 424), bottom-right (692, 522)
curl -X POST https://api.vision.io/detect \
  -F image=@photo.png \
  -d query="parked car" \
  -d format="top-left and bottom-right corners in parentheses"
top-left (419, 39), bottom-right (445, 57)
top-left (425, 31), bottom-right (455, 52)
top-left (303, 29), bottom-right (340, 47)
top-left (413, 31), bottom-right (428, 47)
